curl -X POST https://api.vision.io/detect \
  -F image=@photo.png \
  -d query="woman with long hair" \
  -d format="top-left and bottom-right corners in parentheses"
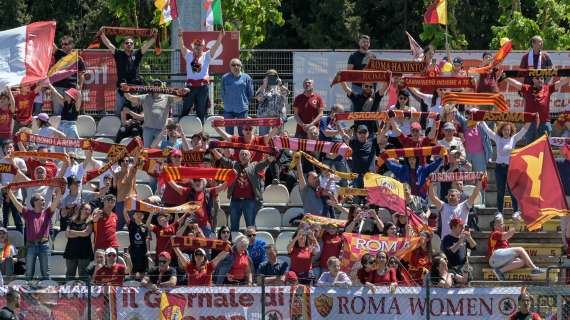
top-left (174, 246), bottom-right (229, 286)
top-left (210, 226), bottom-right (232, 259)
top-left (64, 203), bottom-right (94, 279)
top-left (430, 253), bottom-right (465, 288)
top-left (287, 229), bottom-right (320, 285)
top-left (352, 253), bottom-right (376, 289)
top-left (409, 231), bottom-right (433, 284)
top-left (372, 251), bottom-right (398, 290)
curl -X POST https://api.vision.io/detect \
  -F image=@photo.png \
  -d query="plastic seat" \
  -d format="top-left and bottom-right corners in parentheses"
top-left (96, 116), bottom-right (121, 137)
top-left (275, 232), bottom-right (294, 254)
top-left (8, 279), bottom-right (28, 286)
top-left (282, 208), bottom-right (304, 227)
top-left (178, 115), bottom-right (203, 136)
top-left (283, 116), bottom-right (296, 135)
top-left (255, 231), bottom-right (274, 246)
top-left (136, 184), bottom-right (153, 200)
top-left (123, 280), bottom-right (141, 287)
top-left (48, 255), bottom-right (67, 277)
top-left (77, 115), bottom-right (97, 137)
top-left (218, 188), bottom-right (230, 206)
top-left (116, 231), bottom-right (130, 249)
top-left (256, 207), bottom-right (282, 230)
top-left (52, 232), bottom-right (68, 252)
top-left (7, 230), bottom-right (24, 248)
top-left (135, 170), bottom-right (153, 184)
top-left (263, 184), bottom-right (289, 206)
top-left (288, 185), bottom-right (303, 206)
top-left (203, 116), bottom-right (223, 138)
top-left (49, 115), bottom-right (61, 129)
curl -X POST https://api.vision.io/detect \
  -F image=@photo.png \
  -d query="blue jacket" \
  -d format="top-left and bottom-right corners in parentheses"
top-left (385, 157), bottom-right (443, 187)
top-left (247, 239), bottom-right (267, 272)
top-left (221, 72), bottom-right (254, 113)
top-left (455, 111), bottom-right (493, 162)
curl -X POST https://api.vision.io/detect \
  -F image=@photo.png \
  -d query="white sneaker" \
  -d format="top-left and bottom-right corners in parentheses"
top-left (512, 211), bottom-right (522, 221)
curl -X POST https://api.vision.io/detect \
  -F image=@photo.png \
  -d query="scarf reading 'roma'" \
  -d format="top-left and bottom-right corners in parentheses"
top-left (334, 110), bottom-right (439, 122)
top-left (302, 214), bottom-right (347, 228)
top-left (330, 70), bottom-right (392, 87)
top-left (209, 140), bottom-right (277, 155)
top-left (289, 151), bottom-right (358, 180)
top-left (125, 197), bottom-right (201, 214)
top-left (502, 69), bottom-right (570, 78)
top-left (0, 163), bottom-right (19, 175)
top-left (467, 40), bottom-right (513, 74)
top-left (271, 136), bottom-right (352, 158)
top-left (161, 166), bottom-right (237, 185)
top-left (120, 83), bottom-right (188, 96)
top-left (83, 137), bottom-right (143, 183)
top-left (170, 236), bottom-right (232, 252)
top-left (441, 92), bottom-right (509, 112)
top-left (402, 76), bottom-right (475, 90)
top-left (377, 145), bottom-right (448, 167)
top-left (7, 178), bottom-right (66, 190)
top-left (12, 151), bottom-right (68, 162)
top-left (89, 26), bottom-right (160, 55)
top-left (211, 118), bottom-right (283, 128)
top-left (468, 111), bottom-right (538, 127)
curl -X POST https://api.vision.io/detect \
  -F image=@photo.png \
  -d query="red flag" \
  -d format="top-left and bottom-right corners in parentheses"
top-left (364, 173), bottom-right (406, 214)
top-left (160, 292), bottom-right (185, 320)
top-left (507, 135), bottom-right (570, 231)
top-left (564, 144), bottom-right (570, 160)
top-left (424, 0), bottom-right (447, 25)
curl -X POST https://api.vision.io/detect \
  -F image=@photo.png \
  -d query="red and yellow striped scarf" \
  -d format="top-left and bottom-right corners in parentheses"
top-left (441, 92), bottom-right (509, 112)
top-left (7, 178), bottom-right (66, 191)
top-left (12, 151), bottom-right (68, 162)
top-left (211, 117), bottom-right (283, 128)
top-left (1, 243), bottom-right (12, 259)
top-left (125, 197), bottom-right (201, 214)
top-left (209, 140), bottom-right (277, 155)
top-left (377, 145), bottom-right (448, 167)
top-left (289, 151), bottom-right (358, 180)
top-left (170, 236), bottom-right (231, 252)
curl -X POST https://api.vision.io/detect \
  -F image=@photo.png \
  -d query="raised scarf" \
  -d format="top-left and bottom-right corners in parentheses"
top-left (365, 58), bottom-right (427, 74)
top-left (468, 111), bottom-right (537, 126)
top-left (338, 187), bottom-right (368, 197)
top-left (143, 148), bottom-right (206, 165)
top-left (555, 112), bottom-right (570, 130)
top-left (402, 76), bottom-right (475, 90)
top-left (302, 214), bottom-right (347, 228)
top-left (15, 132), bottom-right (89, 149)
top-left (289, 151), bottom-right (358, 180)
top-left (82, 137), bottom-right (143, 183)
top-left (330, 70), bottom-right (392, 87)
top-left (467, 40), bottom-right (513, 74)
top-left (208, 140), bottom-right (277, 155)
top-left (161, 166), bottom-right (237, 185)
top-left (120, 84), bottom-right (188, 96)
top-left (503, 69), bottom-right (570, 78)
top-left (528, 48), bottom-right (542, 69)
top-left (334, 110), bottom-right (438, 122)
top-left (377, 145), bottom-right (448, 167)
top-left (170, 236), bottom-right (232, 252)
top-left (125, 197), bottom-right (201, 214)
top-left (0, 163), bottom-right (18, 175)
top-left (211, 118), bottom-right (283, 128)
top-left (1, 243), bottom-right (12, 259)
top-left (90, 26), bottom-right (160, 55)
top-left (441, 92), bottom-right (509, 112)
top-left (7, 178), bottom-right (66, 190)
top-left (271, 136), bottom-right (352, 158)
top-left (12, 151), bottom-right (68, 162)
top-left (429, 171), bottom-right (488, 190)
top-left (549, 137), bottom-right (570, 147)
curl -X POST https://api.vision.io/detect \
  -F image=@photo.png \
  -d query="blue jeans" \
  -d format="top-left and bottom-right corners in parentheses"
top-left (524, 121), bottom-right (552, 145)
top-left (229, 199), bottom-right (257, 232)
top-left (26, 242), bottom-right (50, 279)
top-left (322, 156), bottom-right (349, 187)
top-left (115, 90), bottom-right (126, 115)
top-left (495, 164), bottom-right (519, 213)
top-left (33, 102), bottom-right (43, 115)
top-left (57, 121), bottom-right (79, 152)
top-left (143, 127), bottom-right (162, 148)
top-left (223, 110), bottom-right (248, 136)
top-left (182, 85), bottom-right (209, 123)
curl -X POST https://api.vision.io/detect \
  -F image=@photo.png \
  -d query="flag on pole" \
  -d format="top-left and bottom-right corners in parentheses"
top-left (204, 0), bottom-right (223, 30)
top-left (364, 173), bottom-right (406, 214)
top-left (0, 21), bottom-right (56, 91)
top-left (507, 135), bottom-right (570, 231)
top-left (155, 0), bottom-right (178, 25)
top-left (405, 31), bottom-right (424, 61)
top-left (47, 51), bottom-right (78, 84)
top-left (424, 0), bottom-right (448, 25)
top-left (160, 292), bottom-right (185, 320)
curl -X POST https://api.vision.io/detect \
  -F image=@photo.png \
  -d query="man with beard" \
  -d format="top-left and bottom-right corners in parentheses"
top-left (0, 287), bottom-right (20, 319)
top-left (347, 35), bottom-right (376, 95)
top-left (293, 79), bottom-right (325, 139)
top-left (340, 81), bottom-right (388, 136)
top-left (51, 35), bottom-right (86, 115)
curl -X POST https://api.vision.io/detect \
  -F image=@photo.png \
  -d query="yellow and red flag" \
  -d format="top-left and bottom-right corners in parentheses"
top-left (507, 135), bottom-right (570, 231)
top-left (424, 0), bottom-right (447, 25)
top-left (364, 173), bottom-right (406, 214)
top-left (160, 292), bottom-right (185, 320)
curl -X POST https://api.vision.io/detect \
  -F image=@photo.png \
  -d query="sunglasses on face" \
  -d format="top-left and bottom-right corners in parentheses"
top-left (107, 253), bottom-right (116, 257)
top-left (194, 252), bottom-right (204, 257)
top-left (243, 128), bottom-right (253, 131)
top-left (363, 85), bottom-right (373, 89)
top-left (221, 230), bottom-right (230, 234)
top-left (247, 234), bottom-right (256, 238)
top-left (365, 260), bottom-right (376, 265)
top-left (159, 260), bottom-right (168, 264)
top-left (61, 42), bottom-right (72, 46)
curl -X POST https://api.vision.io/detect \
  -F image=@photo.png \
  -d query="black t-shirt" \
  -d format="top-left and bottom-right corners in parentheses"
top-left (0, 307), bottom-right (17, 320)
top-left (348, 51), bottom-right (376, 71)
top-left (61, 100), bottom-right (79, 121)
top-left (128, 220), bottom-right (149, 254)
top-left (441, 234), bottom-right (476, 268)
top-left (64, 221), bottom-right (94, 260)
top-left (114, 49), bottom-right (144, 87)
top-left (349, 137), bottom-right (378, 174)
top-left (53, 49), bottom-right (86, 88)
top-left (146, 266), bottom-right (177, 284)
top-left (348, 91), bottom-right (383, 134)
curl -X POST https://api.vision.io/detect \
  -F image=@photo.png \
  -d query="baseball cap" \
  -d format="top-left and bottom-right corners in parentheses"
top-left (285, 271), bottom-right (298, 282)
top-left (443, 122), bottom-right (456, 131)
top-left (411, 122), bottom-right (422, 130)
top-left (103, 194), bottom-right (116, 202)
top-left (105, 247), bottom-right (117, 256)
top-left (357, 125), bottom-right (368, 133)
top-left (67, 175), bottom-right (80, 186)
top-left (151, 79), bottom-right (163, 86)
top-left (34, 113), bottom-right (49, 122)
top-left (159, 251), bottom-right (172, 260)
top-left (0, 227), bottom-right (7, 234)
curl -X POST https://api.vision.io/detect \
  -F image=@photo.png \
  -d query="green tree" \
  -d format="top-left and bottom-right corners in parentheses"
top-left (419, 0), bottom-right (468, 50)
top-left (0, 0), bottom-right (30, 31)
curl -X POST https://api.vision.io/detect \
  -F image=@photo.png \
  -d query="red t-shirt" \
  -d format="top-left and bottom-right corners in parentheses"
top-left (488, 231), bottom-right (510, 256)
top-left (0, 107), bottom-right (14, 139)
top-left (409, 247), bottom-right (431, 283)
top-left (162, 183), bottom-right (192, 206)
top-left (93, 263), bottom-right (126, 286)
top-left (397, 135), bottom-right (434, 148)
top-left (14, 91), bottom-right (36, 125)
top-left (357, 268), bottom-right (375, 284)
top-left (230, 135), bottom-right (266, 162)
top-left (319, 233), bottom-right (342, 269)
top-left (186, 261), bottom-right (214, 286)
top-left (290, 246), bottom-right (313, 275)
top-left (26, 159), bottom-right (58, 179)
top-left (293, 92), bottom-right (325, 136)
top-left (228, 251), bottom-right (249, 281)
top-left (521, 84), bottom-right (555, 121)
top-left (188, 188), bottom-right (215, 228)
top-left (152, 222), bottom-right (178, 256)
top-left (509, 311), bottom-right (542, 320)
top-left (373, 268), bottom-right (398, 285)
top-left (93, 213), bottom-right (119, 250)
top-left (232, 170), bottom-right (255, 199)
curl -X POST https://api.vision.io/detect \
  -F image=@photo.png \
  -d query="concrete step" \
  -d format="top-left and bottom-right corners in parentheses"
top-left (470, 231), bottom-right (563, 256)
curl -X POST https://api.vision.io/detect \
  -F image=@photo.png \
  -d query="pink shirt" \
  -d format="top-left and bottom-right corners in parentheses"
top-left (22, 208), bottom-right (53, 242)
top-left (463, 126), bottom-right (484, 154)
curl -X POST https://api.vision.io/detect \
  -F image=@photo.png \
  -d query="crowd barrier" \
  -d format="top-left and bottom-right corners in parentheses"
top-left (2, 281), bottom-right (569, 320)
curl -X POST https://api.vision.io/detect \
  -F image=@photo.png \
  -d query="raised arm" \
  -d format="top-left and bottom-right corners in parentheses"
top-left (178, 29), bottom-right (189, 58)
top-left (213, 126), bottom-right (232, 141)
top-left (140, 29), bottom-right (158, 55)
top-left (150, 128), bottom-right (168, 149)
top-left (50, 188), bottom-right (63, 213)
top-left (295, 154), bottom-right (306, 190)
top-left (4, 87), bottom-right (15, 114)
top-left (428, 182), bottom-right (444, 210)
top-left (99, 29), bottom-right (116, 53)
top-left (340, 82), bottom-right (352, 95)
top-left (46, 82), bottom-right (64, 103)
top-left (467, 180), bottom-right (482, 207)
top-left (554, 77), bottom-right (570, 91)
top-left (408, 87), bottom-right (432, 102)
top-left (6, 189), bottom-right (24, 213)
top-left (123, 91), bottom-right (142, 106)
top-left (209, 30), bottom-right (225, 59)
top-left (505, 77), bottom-right (523, 91)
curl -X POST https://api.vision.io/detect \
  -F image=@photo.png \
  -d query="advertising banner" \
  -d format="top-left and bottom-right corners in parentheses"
top-left (80, 50), bottom-right (118, 113)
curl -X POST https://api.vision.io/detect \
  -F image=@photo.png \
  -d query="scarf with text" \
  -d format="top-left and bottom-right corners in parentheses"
top-left (170, 236), bottom-right (232, 252)
top-left (335, 110), bottom-right (439, 123)
top-left (161, 166), bottom-right (237, 185)
top-left (90, 26), bottom-right (160, 54)
top-left (330, 70), bottom-right (392, 87)
top-left (125, 197), bottom-right (201, 214)
top-left (211, 118), bottom-right (283, 128)
top-left (271, 136), bottom-right (352, 158)
top-left (467, 40), bottom-right (513, 74)
top-left (549, 137), bottom-right (570, 147)
top-left (302, 214), bottom-right (347, 228)
top-left (377, 145), bottom-right (448, 167)
top-left (208, 140), bottom-right (277, 155)
top-left (120, 83), bottom-right (188, 96)
top-left (143, 148), bottom-right (206, 165)
top-left (338, 187), bottom-right (368, 197)
top-left (12, 151), bottom-right (68, 162)
top-left (467, 111), bottom-right (538, 128)
top-left (7, 178), bottom-right (66, 191)
top-left (502, 68), bottom-right (570, 78)
top-left (441, 92), bottom-right (509, 112)
top-left (402, 76), bottom-right (475, 90)
top-left (15, 132), bottom-right (89, 149)
top-left (429, 171), bottom-right (488, 190)
top-left (82, 137), bottom-right (143, 183)
top-left (365, 59), bottom-right (427, 74)
top-left (555, 112), bottom-right (570, 130)
top-left (289, 151), bottom-right (358, 180)
top-left (0, 163), bottom-right (19, 175)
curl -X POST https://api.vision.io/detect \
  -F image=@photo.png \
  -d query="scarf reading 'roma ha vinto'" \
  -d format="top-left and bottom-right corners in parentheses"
top-left (441, 92), bottom-right (509, 112)
top-left (271, 136), bottom-right (352, 158)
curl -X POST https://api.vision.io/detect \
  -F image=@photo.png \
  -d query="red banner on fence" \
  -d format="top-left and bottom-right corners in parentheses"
top-left (180, 31), bottom-right (240, 75)
top-left (80, 50), bottom-right (118, 113)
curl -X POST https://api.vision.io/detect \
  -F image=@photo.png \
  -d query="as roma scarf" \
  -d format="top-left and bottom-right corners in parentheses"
top-left (12, 151), bottom-right (68, 162)
top-left (161, 166), bottom-right (237, 185)
top-left (402, 76), bottom-right (474, 90)
top-left (170, 236), bottom-right (232, 252)
top-left (330, 70), bottom-right (392, 87)
top-left (429, 171), bottom-right (488, 190)
top-left (271, 136), bottom-right (352, 158)
top-left (209, 140), bottom-right (277, 155)
top-left (302, 214), bottom-right (347, 228)
top-left (7, 178), bottom-right (66, 190)
top-left (83, 137), bottom-right (143, 183)
top-left (334, 110), bottom-right (438, 122)
top-left (365, 58), bottom-right (427, 74)
top-left (120, 83), bottom-right (188, 96)
top-left (467, 40), bottom-right (513, 74)
top-left (377, 145), bottom-right (448, 167)
top-left (468, 110), bottom-right (537, 124)
top-left (211, 118), bottom-right (283, 128)
top-left (289, 151), bottom-right (358, 180)
top-left (143, 148), bottom-right (206, 165)
top-left (125, 197), bottom-right (201, 214)
top-left (15, 132), bottom-right (89, 149)
top-left (502, 69), bottom-right (570, 78)
top-left (0, 163), bottom-right (19, 175)
top-left (89, 26), bottom-right (161, 55)
top-left (338, 187), bottom-right (368, 197)
top-left (441, 92), bottom-right (509, 112)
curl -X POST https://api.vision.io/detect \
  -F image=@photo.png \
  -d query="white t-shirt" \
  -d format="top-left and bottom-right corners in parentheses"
top-left (440, 200), bottom-right (471, 239)
top-left (0, 158), bottom-right (27, 199)
top-left (185, 51), bottom-right (212, 80)
top-left (387, 104), bottom-right (417, 136)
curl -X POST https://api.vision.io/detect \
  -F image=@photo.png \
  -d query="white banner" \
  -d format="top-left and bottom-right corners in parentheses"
top-left (293, 50), bottom-right (570, 113)
top-left (310, 286), bottom-right (521, 320)
top-left (115, 286), bottom-right (292, 320)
